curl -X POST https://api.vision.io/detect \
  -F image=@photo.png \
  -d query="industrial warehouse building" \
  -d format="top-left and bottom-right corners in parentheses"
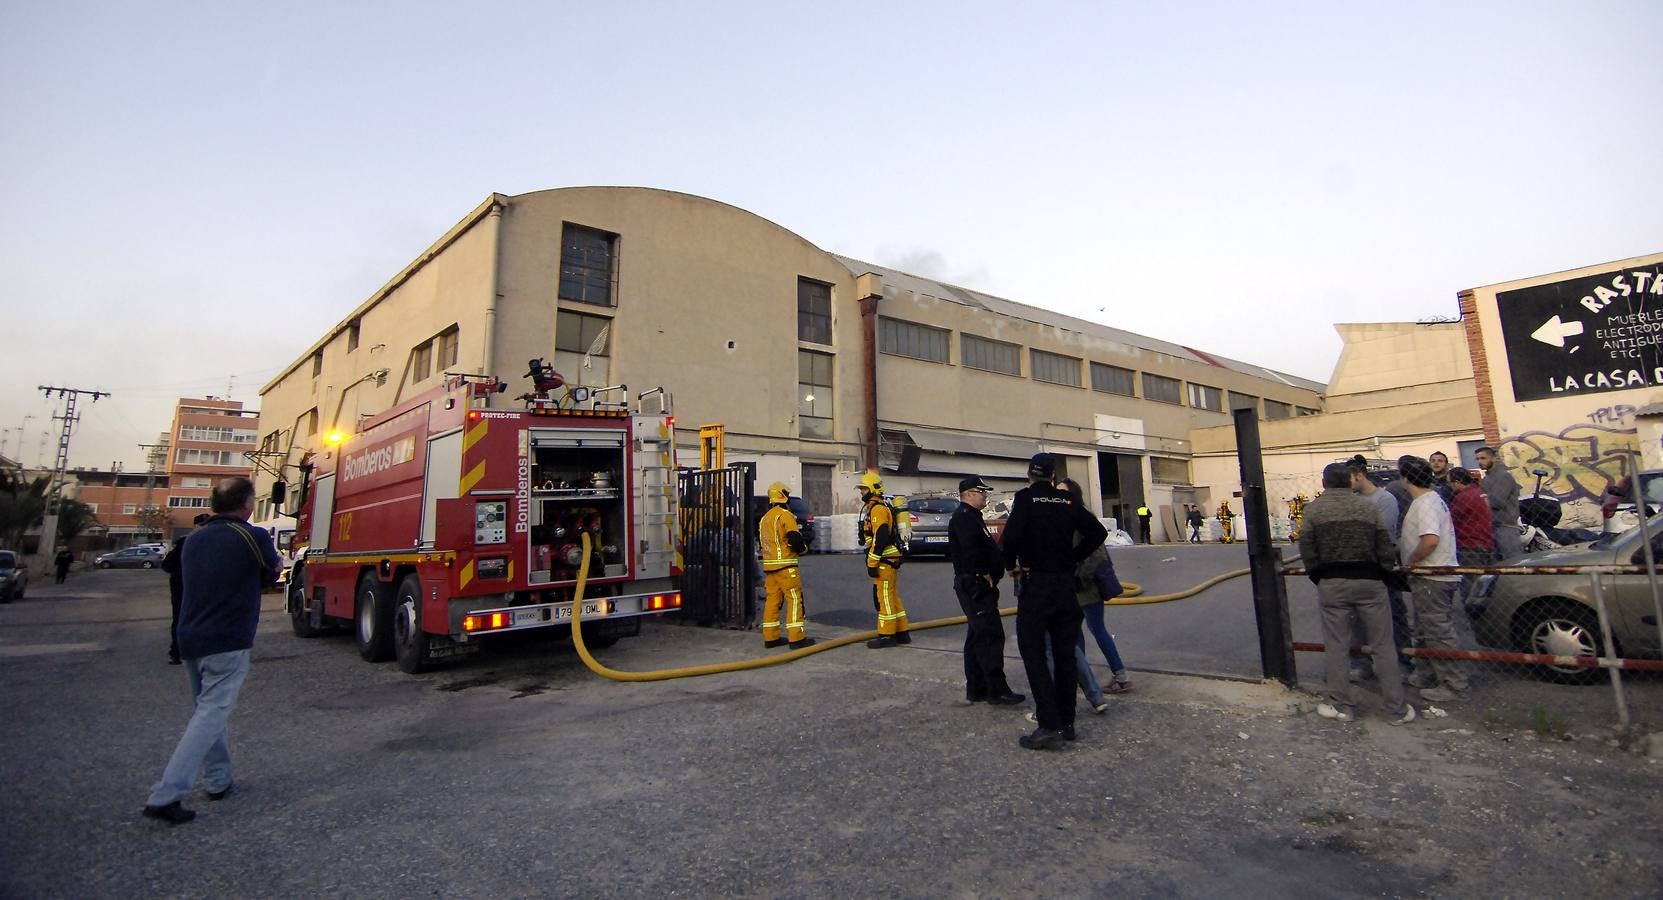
top-left (255, 187), bottom-right (1325, 528)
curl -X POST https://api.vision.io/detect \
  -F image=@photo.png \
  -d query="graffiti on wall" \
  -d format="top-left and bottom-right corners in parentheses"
top-left (1495, 422), bottom-right (1638, 502)
top-left (1584, 404), bottom-right (1636, 427)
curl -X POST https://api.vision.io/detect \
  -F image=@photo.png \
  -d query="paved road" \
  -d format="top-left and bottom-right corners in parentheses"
top-left (3, 568), bottom-right (1662, 897)
top-left (800, 542), bottom-right (1304, 679)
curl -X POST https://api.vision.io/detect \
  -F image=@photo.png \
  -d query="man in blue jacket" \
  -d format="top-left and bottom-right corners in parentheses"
top-left (142, 476), bottom-right (279, 825)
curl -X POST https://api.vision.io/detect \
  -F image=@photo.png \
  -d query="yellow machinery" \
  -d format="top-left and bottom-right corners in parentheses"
top-left (698, 424), bottom-right (725, 469)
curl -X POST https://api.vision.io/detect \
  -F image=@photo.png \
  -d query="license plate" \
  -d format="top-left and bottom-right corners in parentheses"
top-left (924, 536), bottom-right (948, 543)
top-left (553, 601), bottom-right (605, 620)
top-left (512, 608), bottom-right (547, 626)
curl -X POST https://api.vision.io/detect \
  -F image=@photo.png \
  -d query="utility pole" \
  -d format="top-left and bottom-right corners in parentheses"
top-left (34, 386), bottom-right (109, 566)
top-left (137, 440), bottom-right (168, 541)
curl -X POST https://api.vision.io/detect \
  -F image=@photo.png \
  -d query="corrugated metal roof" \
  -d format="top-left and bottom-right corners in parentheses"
top-left (834, 255), bottom-right (1327, 394)
top-left (1634, 402), bottom-right (1663, 417)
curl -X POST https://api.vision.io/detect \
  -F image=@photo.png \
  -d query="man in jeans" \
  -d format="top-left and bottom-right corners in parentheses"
top-left (1400, 458), bottom-right (1471, 703)
top-left (142, 476), bottom-right (279, 825)
top-left (1299, 463), bottom-right (1415, 725)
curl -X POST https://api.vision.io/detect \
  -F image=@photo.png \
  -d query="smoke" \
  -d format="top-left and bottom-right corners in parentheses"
top-left (877, 247), bottom-right (990, 289)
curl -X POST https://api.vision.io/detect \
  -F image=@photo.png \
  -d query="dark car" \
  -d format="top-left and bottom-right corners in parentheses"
top-left (750, 495), bottom-right (816, 552)
top-left (903, 496), bottom-right (960, 556)
top-left (95, 546), bottom-right (166, 569)
top-left (0, 550), bottom-right (28, 602)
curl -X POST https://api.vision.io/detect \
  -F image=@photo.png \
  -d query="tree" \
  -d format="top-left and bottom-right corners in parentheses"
top-left (134, 505), bottom-right (170, 541)
top-left (58, 500), bottom-right (100, 544)
top-left (0, 474), bottom-right (47, 550)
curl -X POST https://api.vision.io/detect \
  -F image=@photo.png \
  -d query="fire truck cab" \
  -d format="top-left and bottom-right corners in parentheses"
top-left (285, 368), bottom-right (681, 673)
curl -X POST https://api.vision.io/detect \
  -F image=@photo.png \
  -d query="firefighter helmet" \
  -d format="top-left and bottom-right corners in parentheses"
top-left (767, 482), bottom-right (790, 503)
top-left (858, 471), bottom-right (884, 494)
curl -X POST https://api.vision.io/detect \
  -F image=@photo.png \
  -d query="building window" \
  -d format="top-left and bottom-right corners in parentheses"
top-left (555, 310), bottom-right (612, 388)
top-left (411, 341), bottom-right (433, 384)
top-left (437, 326), bottom-right (460, 370)
top-left (1264, 399), bottom-right (1292, 420)
top-left (559, 223), bottom-right (617, 307)
top-left (305, 408), bottom-right (319, 437)
top-left (961, 334), bottom-right (1020, 375)
top-left (122, 503), bottom-right (137, 515)
top-left (182, 476), bottom-right (212, 488)
top-left (179, 426), bottom-right (257, 444)
top-left (1151, 457), bottom-right (1191, 485)
top-left (167, 496), bottom-right (212, 508)
top-left (878, 318), bottom-right (949, 363)
top-left (798, 350), bottom-right (833, 439)
top-left (84, 503), bottom-right (98, 513)
top-left (1230, 392), bottom-right (1260, 415)
top-left (798, 279), bottom-right (832, 345)
top-left (1296, 406), bottom-right (1320, 417)
top-left (177, 449), bottom-right (243, 467)
top-left (1142, 373), bottom-right (1181, 405)
top-left (1187, 383), bottom-right (1222, 412)
top-left (1030, 350), bottom-right (1083, 387)
top-left (347, 320), bottom-right (360, 352)
top-left (311, 351), bottom-right (322, 377)
top-left (1090, 363), bottom-right (1135, 396)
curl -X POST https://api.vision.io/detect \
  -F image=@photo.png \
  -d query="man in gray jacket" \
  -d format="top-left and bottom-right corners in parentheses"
top-left (1476, 446), bottom-right (1521, 561)
top-left (1298, 463), bottom-right (1415, 725)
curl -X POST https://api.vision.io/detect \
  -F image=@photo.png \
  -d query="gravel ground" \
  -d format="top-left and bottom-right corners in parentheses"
top-left (2, 570), bottom-right (1660, 898)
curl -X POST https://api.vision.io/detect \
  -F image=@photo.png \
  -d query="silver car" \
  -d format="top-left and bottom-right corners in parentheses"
top-left (903, 496), bottom-right (960, 556)
top-left (95, 546), bottom-right (166, 570)
top-left (1469, 518), bottom-right (1663, 684)
top-left (0, 550), bottom-right (28, 602)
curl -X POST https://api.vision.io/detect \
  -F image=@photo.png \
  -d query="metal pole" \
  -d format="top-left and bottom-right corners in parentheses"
top-left (1589, 571), bottom-right (1629, 729)
top-left (1620, 458), bottom-right (1663, 661)
top-left (1234, 408), bottom-right (1295, 685)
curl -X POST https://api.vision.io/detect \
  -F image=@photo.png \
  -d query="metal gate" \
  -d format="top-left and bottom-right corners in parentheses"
top-left (677, 465), bottom-right (756, 629)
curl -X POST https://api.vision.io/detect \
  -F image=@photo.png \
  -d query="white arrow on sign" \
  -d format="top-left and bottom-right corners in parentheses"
top-left (1530, 314), bottom-right (1585, 348)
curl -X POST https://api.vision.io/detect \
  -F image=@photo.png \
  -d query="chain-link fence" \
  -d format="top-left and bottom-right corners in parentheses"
top-left (1283, 551), bottom-right (1663, 733)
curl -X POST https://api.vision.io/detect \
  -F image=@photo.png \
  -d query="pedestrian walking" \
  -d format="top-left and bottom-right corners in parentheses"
top-left (1475, 446), bottom-right (1522, 561)
top-left (857, 472), bottom-right (910, 648)
top-left (1002, 454), bottom-right (1107, 750)
top-left (161, 513), bottom-right (212, 665)
top-left (1399, 457), bottom-right (1471, 704)
top-left (946, 476), bottom-right (1024, 706)
top-left (1062, 479), bottom-right (1131, 700)
top-left (1447, 467), bottom-right (1495, 603)
top-left (758, 483), bottom-right (815, 650)
top-left (141, 477), bottom-right (279, 826)
top-left (53, 547), bottom-right (72, 584)
top-left (1298, 463), bottom-right (1415, 725)
top-left (1186, 505), bottom-right (1204, 543)
top-left (1136, 504), bottom-right (1153, 544)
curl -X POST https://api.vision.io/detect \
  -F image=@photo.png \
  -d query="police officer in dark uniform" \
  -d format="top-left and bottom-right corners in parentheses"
top-left (1001, 454), bottom-right (1107, 750)
top-left (946, 475), bottom-right (1025, 707)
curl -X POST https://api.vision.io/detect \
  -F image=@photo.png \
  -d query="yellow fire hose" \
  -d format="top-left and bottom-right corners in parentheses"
top-left (568, 533), bottom-right (1252, 682)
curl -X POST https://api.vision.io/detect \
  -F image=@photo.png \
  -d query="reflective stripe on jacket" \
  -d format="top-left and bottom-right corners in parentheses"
top-left (758, 504), bottom-right (802, 572)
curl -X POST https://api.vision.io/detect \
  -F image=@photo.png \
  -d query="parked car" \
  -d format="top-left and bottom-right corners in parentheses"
top-left (902, 496), bottom-right (960, 556)
top-left (748, 495), bottom-right (816, 552)
top-left (1468, 516), bottom-right (1663, 684)
top-left (95, 546), bottom-right (166, 570)
top-left (0, 550), bottom-right (28, 602)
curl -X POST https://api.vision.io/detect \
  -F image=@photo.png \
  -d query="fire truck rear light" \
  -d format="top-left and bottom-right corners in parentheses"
top-left (463, 615), bottom-right (480, 632)
top-left (644, 593), bottom-right (682, 611)
top-left (468, 410), bottom-right (480, 421)
top-left (490, 612), bottom-right (507, 629)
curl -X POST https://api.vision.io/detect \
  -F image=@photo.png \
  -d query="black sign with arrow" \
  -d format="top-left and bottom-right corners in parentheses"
top-left (1495, 262), bottom-right (1663, 402)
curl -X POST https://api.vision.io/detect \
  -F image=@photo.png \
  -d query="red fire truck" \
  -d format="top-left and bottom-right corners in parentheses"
top-left (284, 364), bottom-right (682, 673)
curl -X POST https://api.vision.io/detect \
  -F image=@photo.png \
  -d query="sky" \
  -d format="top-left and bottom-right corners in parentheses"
top-left (2, 1), bottom-right (1659, 472)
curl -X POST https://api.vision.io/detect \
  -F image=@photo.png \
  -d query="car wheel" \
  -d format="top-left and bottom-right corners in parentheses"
top-left (98, 561), bottom-right (111, 569)
top-left (355, 573), bottom-right (395, 662)
top-left (392, 574), bottom-right (433, 674)
top-left (141, 561), bottom-right (155, 569)
top-left (1514, 598), bottom-right (1605, 685)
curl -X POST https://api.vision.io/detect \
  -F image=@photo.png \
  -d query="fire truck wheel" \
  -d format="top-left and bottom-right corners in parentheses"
top-left (356, 573), bottom-right (395, 663)
top-left (393, 574), bottom-right (432, 674)
top-left (289, 569), bottom-right (325, 639)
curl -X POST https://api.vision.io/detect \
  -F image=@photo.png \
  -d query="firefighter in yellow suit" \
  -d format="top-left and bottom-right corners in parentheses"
top-left (858, 472), bottom-right (911, 648)
top-left (758, 482), bottom-right (816, 650)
